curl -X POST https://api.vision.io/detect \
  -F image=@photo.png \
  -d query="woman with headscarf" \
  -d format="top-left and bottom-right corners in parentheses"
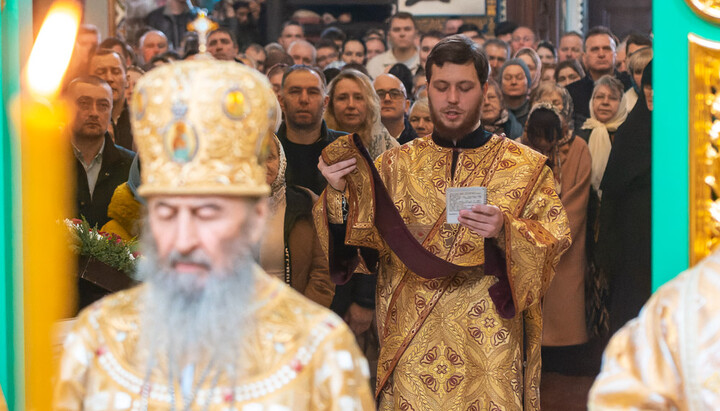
top-left (515, 47), bottom-right (543, 92)
top-left (324, 68), bottom-right (399, 159)
top-left (481, 79), bottom-right (523, 139)
top-left (577, 75), bottom-right (628, 196)
top-left (522, 95), bottom-right (597, 376)
top-left (259, 135), bottom-right (335, 307)
top-left (596, 61), bottom-right (653, 336)
top-left (499, 58), bottom-right (532, 126)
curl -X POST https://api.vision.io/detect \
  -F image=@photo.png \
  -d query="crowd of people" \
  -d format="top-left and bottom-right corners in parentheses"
top-left (59, 0), bottom-right (656, 408)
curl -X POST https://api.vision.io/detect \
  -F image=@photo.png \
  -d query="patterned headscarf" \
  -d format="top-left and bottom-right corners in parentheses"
top-left (524, 102), bottom-right (565, 194)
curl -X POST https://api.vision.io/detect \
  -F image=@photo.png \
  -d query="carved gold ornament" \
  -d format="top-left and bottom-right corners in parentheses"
top-left (686, 0), bottom-right (720, 24)
top-left (689, 33), bottom-right (720, 264)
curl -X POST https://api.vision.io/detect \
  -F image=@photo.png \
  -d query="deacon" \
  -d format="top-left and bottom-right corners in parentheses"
top-left (54, 31), bottom-right (374, 409)
top-left (316, 35), bottom-right (571, 409)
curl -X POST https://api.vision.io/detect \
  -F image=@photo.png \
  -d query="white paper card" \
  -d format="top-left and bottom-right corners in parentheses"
top-left (446, 186), bottom-right (487, 224)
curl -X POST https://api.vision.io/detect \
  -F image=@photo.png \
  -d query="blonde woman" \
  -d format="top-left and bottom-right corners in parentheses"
top-left (324, 68), bottom-right (399, 158)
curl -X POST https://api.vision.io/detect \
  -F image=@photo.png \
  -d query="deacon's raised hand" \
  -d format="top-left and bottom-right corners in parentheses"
top-left (318, 156), bottom-right (357, 192)
top-left (458, 204), bottom-right (504, 238)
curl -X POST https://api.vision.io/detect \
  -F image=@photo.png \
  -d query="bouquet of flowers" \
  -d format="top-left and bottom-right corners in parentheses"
top-left (65, 218), bottom-right (139, 275)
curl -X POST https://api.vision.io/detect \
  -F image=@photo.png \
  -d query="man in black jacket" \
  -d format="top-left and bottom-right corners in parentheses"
top-left (68, 76), bottom-right (135, 310)
top-left (68, 76), bottom-right (134, 229)
top-left (277, 65), bottom-right (375, 343)
top-left (567, 26), bottom-right (632, 130)
top-left (277, 65), bottom-right (344, 195)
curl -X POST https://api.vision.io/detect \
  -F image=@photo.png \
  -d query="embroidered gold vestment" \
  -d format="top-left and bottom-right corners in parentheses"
top-left (53, 271), bottom-right (375, 410)
top-left (589, 250), bottom-right (720, 410)
top-left (314, 134), bottom-right (571, 410)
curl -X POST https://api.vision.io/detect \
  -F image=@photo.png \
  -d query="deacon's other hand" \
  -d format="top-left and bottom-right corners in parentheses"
top-left (458, 204), bottom-right (504, 238)
top-left (344, 302), bottom-right (374, 336)
top-left (318, 156), bottom-right (357, 192)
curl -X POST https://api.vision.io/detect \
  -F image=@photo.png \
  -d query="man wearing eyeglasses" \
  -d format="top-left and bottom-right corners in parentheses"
top-left (374, 73), bottom-right (418, 144)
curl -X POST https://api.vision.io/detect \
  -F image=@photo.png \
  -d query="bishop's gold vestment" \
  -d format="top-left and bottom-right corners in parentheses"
top-left (314, 134), bottom-right (571, 410)
top-left (589, 250), bottom-right (720, 410)
top-left (53, 271), bottom-right (375, 410)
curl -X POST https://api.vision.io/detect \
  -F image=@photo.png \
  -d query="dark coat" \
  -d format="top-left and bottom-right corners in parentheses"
top-left (397, 115), bottom-right (419, 145)
top-left (277, 120), bottom-right (345, 195)
top-left (112, 102), bottom-right (133, 152)
top-left (145, 6), bottom-right (198, 50)
top-left (75, 133), bottom-right (135, 229)
top-left (503, 110), bottom-right (524, 139)
top-left (596, 90), bottom-right (652, 335)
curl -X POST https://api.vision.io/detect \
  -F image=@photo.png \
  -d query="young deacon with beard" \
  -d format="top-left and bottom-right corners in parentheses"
top-left (54, 52), bottom-right (374, 410)
top-left (316, 35), bottom-right (570, 409)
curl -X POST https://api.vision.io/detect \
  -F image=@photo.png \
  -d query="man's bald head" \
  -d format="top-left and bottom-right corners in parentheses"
top-left (287, 40), bottom-right (316, 66)
top-left (140, 30), bottom-right (169, 64)
top-left (374, 73), bottom-right (409, 129)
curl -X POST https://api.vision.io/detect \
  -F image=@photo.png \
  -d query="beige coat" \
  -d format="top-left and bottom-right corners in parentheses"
top-left (542, 136), bottom-right (592, 346)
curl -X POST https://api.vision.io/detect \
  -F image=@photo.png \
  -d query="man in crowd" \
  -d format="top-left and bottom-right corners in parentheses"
top-left (75, 24), bottom-right (100, 69)
top-left (419, 31), bottom-right (443, 69)
top-left (511, 25), bottom-right (537, 54)
top-left (55, 51), bottom-right (374, 410)
top-left (365, 37), bottom-right (387, 62)
top-left (288, 40), bottom-right (316, 66)
top-left (277, 65), bottom-right (344, 194)
top-left (88, 50), bottom-right (134, 151)
top-left (483, 38), bottom-right (511, 81)
top-left (567, 26), bottom-right (632, 129)
top-left (626, 32), bottom-right (653, 56)
top-left (443, 16), bottom-right (464, 35)
top-left (267, 63), bottom-right (287, 100)
top-left (278, 21), bottom-right (305, 51)
top-left (367, 12), bottom-right (419, 78)
top-left (65, 24), bottom-right (101, 85)
top-left (495, 21), bottom-right (518, 44)
top-left (207, 28), bottom-right (239, 61)
top-left (69, 76), bottom-right (134, 230)
top-left (67, 76), bottom-right (134, 310)
top-left (589, 249), bottom-right (720, 409)
top-left (316, 40), bottom-right (340, 70)
top-left (139, 30), bottom-right (169, 66)
top-left (145, 0), bottom-right (197, 50)
top-left (373, 73), bottom-right (416, 144)
top-left (558, 31), bottom-right (584, 62)
top-left (316, 35), bottom-right (570, 410)
top-left (244, 43), bottom-right (267, 72)
top-left (458, 23), bottom-right (485, 46)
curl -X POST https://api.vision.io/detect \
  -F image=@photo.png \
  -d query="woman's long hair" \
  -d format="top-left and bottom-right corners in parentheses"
top-left (324, 69), bottom-right (380, 146)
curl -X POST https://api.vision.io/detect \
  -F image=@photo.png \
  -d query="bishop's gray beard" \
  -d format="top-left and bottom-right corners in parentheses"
top-left (136, 230), bottom-right (259, 374)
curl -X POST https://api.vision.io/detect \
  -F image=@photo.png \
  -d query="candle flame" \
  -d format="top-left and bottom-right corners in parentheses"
top-left (26, 1), bottom-right (81, 97)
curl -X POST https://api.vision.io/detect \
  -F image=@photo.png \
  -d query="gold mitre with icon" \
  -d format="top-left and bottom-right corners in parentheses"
top-left (130, 59), bottom-right (277, 197)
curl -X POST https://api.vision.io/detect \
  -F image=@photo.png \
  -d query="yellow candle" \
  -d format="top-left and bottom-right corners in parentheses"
top-left (12, 2), bottom-right (80, 408)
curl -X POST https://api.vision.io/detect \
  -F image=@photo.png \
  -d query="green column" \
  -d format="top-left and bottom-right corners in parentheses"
top-left (653, 2), bottom-right (720, 290)
top-left (0, 0), bottom-right (31, 408)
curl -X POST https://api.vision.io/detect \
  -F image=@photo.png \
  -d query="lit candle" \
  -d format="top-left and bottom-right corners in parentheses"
top-left (11, 2), bottom-right (80, 408)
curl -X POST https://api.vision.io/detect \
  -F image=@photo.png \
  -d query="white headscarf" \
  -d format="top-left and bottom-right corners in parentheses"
top-left (583, 83), bottom-right (628, 196)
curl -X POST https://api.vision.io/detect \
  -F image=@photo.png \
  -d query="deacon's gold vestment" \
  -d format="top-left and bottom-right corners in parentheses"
top-left (589, 251), bottom-right (720, 410)
top-left (315, 134), bottom-right (571, 410)
top-left (53, 271), bottom-right (374, 410)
